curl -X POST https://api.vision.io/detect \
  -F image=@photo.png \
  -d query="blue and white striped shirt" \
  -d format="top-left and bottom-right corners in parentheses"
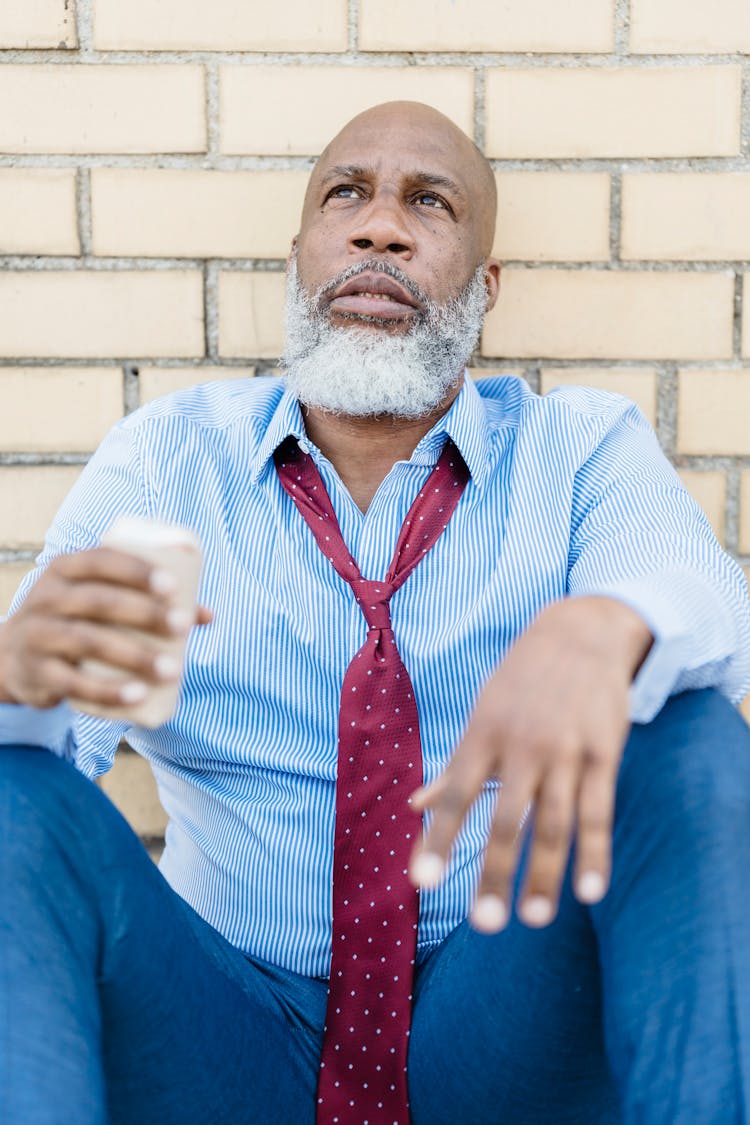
top-left (2, 374), bottom-right (749, 976)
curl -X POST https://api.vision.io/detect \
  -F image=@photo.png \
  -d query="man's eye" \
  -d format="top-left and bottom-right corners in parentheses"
top-left (327, 185), bottom-right (362, 201)
top-left (415, 192), bottom-right (446, 209)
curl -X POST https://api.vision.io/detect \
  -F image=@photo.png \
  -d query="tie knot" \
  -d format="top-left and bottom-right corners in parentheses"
top-left (351, 578), bottom-right (394, 631)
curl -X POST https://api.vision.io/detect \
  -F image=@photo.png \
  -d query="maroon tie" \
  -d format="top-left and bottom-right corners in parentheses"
top-left (275, 437), bottom-right (469, 1125)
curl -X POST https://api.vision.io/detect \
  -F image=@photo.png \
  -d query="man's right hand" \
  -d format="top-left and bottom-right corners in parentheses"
top-left (0, 549), bottom-right (212, 710)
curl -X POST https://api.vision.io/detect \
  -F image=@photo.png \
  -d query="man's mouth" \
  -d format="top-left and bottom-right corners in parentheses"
top-left (327, 272), bottom-right (424, 322)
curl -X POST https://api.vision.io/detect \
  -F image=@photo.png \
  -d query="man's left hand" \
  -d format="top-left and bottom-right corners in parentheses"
top-left (409, 596), bottom-right (653, 931)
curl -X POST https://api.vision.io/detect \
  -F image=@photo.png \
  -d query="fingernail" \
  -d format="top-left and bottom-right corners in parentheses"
top-left (577, 871), bottom-right (606, 904)
top-left (150, 569), bottom-right (177, 595)
top-left (470, 894), bottom-right (508, 934)
top-left (521, 896), bottom-right (553, 928)
top-left (166, 608), bottom-right (192, 634)
top-left (120, 681), bottom-right (148, 704)
top-left (411, 853), bottom-right (444, 888)
top-left (154, 654), bottom-right (181, 681)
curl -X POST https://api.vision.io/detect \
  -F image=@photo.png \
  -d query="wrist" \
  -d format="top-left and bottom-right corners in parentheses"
top-left (0, 627), bottom-right (19, 704)
top-left (558, 596), bottom-right (654, 681)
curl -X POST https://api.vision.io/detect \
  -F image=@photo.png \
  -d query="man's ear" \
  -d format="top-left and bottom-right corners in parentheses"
top-left (484, 259), bottom-right (501, 313)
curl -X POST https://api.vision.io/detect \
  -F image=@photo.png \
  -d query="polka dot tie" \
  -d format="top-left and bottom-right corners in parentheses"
top-left (275, 437), bottom-right (469, 1125)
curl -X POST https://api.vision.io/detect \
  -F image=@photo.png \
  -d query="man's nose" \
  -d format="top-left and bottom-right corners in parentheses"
top-left (348, 192), bottom-right (414, 258)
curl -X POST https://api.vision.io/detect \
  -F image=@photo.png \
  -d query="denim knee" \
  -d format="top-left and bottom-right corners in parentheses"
top-left (616, 688), bottom-right (750, 838)
top-left (0, 744), bottom-right (141, 880)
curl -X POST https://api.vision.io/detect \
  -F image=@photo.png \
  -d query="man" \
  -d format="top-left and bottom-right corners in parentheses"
top-left (1, 100), bottom-right (750, 1123)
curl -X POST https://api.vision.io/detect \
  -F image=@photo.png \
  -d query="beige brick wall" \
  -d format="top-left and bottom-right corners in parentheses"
top-left (2, 1), bottom-right (749, 839)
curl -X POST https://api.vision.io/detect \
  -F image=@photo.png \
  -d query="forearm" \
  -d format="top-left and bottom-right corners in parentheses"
top-left (0, 623), bottom-right (19, 704)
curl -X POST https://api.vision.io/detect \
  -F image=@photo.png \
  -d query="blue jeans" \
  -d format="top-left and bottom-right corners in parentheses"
top-left (2, 689), bottom-right (750, 1123)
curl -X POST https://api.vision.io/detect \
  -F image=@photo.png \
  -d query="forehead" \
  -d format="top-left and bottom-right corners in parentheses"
top-left (313, 117), bottom-right (475, 196)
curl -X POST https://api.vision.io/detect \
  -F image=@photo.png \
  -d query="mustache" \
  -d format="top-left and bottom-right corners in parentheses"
top-left (313, 259), bottom-right (430, 312)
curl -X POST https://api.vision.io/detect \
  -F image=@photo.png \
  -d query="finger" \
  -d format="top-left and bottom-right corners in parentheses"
top-left (469, 767), bottom-right (535, 934)
top-left (409, 770), bottom-right (449, 812)
top-left (196, 605), bottom-right (214, 626)
top-left (50, 547), bottom-right (170, 595)
top-left (41, 581), bottom-right (192, 637)
top-left (573, 753), bottom-right (618, 905)
top-left (17, 656), bottom-right (149, 711)
top-left (409, 745), bottom-right (490, 889)
top-left (517, 764), bottom-right (579, 928)
top-left (28, 618), bottom-right (182, 685)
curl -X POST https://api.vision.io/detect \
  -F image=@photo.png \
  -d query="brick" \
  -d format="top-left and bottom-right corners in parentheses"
top-left (494, 173), bottom-right (610, 263)
top-left (0, 563), bottom-right (33, 616)
top-left (481, 270), bottom-right (734, 360)
top-left (540, 368), bottom-right (657, 424)
top-left (631, 0), bottom-right (750, 53)
top-left (485, 67), bottom-right (741, 159)
top-left (359, 0), bottom-right (614, 52)
top-left (0, 0), bottom-right (76, 48)
top-left (220, 67), bottom-right (474, 156)
top-left (0, 466), bottom-right (83, 550)
top-left (93, 0), bottom-right (346, 51)
top-left (741, 474), bottom-right (750, 555)
top-left (677, 370), bottom-right (750, 455)
top-left (218, 272), bottom-right (286, 359)
top-left (0, 368), bottom-right (122, 453)
top-left (467, 368), bottom-right (524, 382)
top-left (0, 271), bottom-right (204, 359)
top-left (139, 366), bottom-right (255, 404)
top-left (0, 169), bottom-right (78, 256)
top-left (741, 692), bottom-right (750, 726)
top-left (622, 174), bottom-right (750, 261)
top-left (99, 751), bottom-right (168, 838)
top-left (91, 170), bottom-right (308, 260)
top-left (678, 470), bottom-right (726, 544)
top-left (0, 65), bottom-right (206, 155)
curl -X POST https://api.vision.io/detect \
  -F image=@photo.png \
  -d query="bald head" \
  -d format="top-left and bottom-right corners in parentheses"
top-left (302, 100), bottom-right (497, 256)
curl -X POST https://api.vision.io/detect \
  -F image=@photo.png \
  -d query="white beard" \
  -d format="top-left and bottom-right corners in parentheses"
top-left (281, 254), bottom-right (488, 419)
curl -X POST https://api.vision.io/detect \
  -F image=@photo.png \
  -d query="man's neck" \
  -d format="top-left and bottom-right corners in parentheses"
top-left (301, 380), bottom-right (463, 514)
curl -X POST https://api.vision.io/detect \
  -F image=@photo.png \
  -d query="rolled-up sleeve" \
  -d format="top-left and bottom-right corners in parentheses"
top-left (566, 402), bottom-right (750, 723)
top-left (0, 416), bottom-right (150, 774)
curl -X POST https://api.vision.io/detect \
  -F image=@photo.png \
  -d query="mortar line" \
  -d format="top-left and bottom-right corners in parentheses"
top-left (0, 453), bottom-right (90, 465)
top-left (75, 167), bottom-right (93, 257)
top-left (1, 256), bottom-right (746, 275)
top-left (4, 154), bottom-right (750, 175)
top-left (742, 62), bottom-right (750, 158)
top-left (613, 0), bottom-right (631, 57)
top-left (204, 262), bottom-right (220, 360)
top-left (123, 364), bottom-right (140, 413)
top-left (0, 48), bottom-right (746, 66)
top-left (734, 273), bottom-right (744, 359)
top-left (655, 364), bottom-right (677, 456)
top-left (0, 550), bottom-right (40, 564)
top-left (726, 466), bottom-right (741, 554)
top-left (2, 357), bottom-right (747, 371)
top-left (347, 0), bottom-right (359, 53)
top-left (74, 0), bottom-right (93, 56)
top-left (473, 67), bottom-right (486, 152)
top-left (206, 61), bottom-right (220, 157)
top-left (609, 172), bottom-right (622, 264)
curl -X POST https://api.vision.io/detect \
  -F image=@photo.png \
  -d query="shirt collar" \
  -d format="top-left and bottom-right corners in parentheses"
top-left (249, 387), bottom-right (308, 485)
top-left (248, 373), bottom-right (493, 489)
top-left (406, 374), bottom-right (493, 489)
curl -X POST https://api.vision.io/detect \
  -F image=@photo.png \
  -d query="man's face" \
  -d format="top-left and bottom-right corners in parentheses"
top-left (294, 103), bottom-right (500, 334)
top-left (282, 103), bottom-right (500, 419)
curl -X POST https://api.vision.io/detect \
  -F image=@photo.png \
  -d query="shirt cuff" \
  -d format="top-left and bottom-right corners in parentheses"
top-left (0, 701), bottom-right (75, 759)
top-left (571, 577), bottom-right (695, 724)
